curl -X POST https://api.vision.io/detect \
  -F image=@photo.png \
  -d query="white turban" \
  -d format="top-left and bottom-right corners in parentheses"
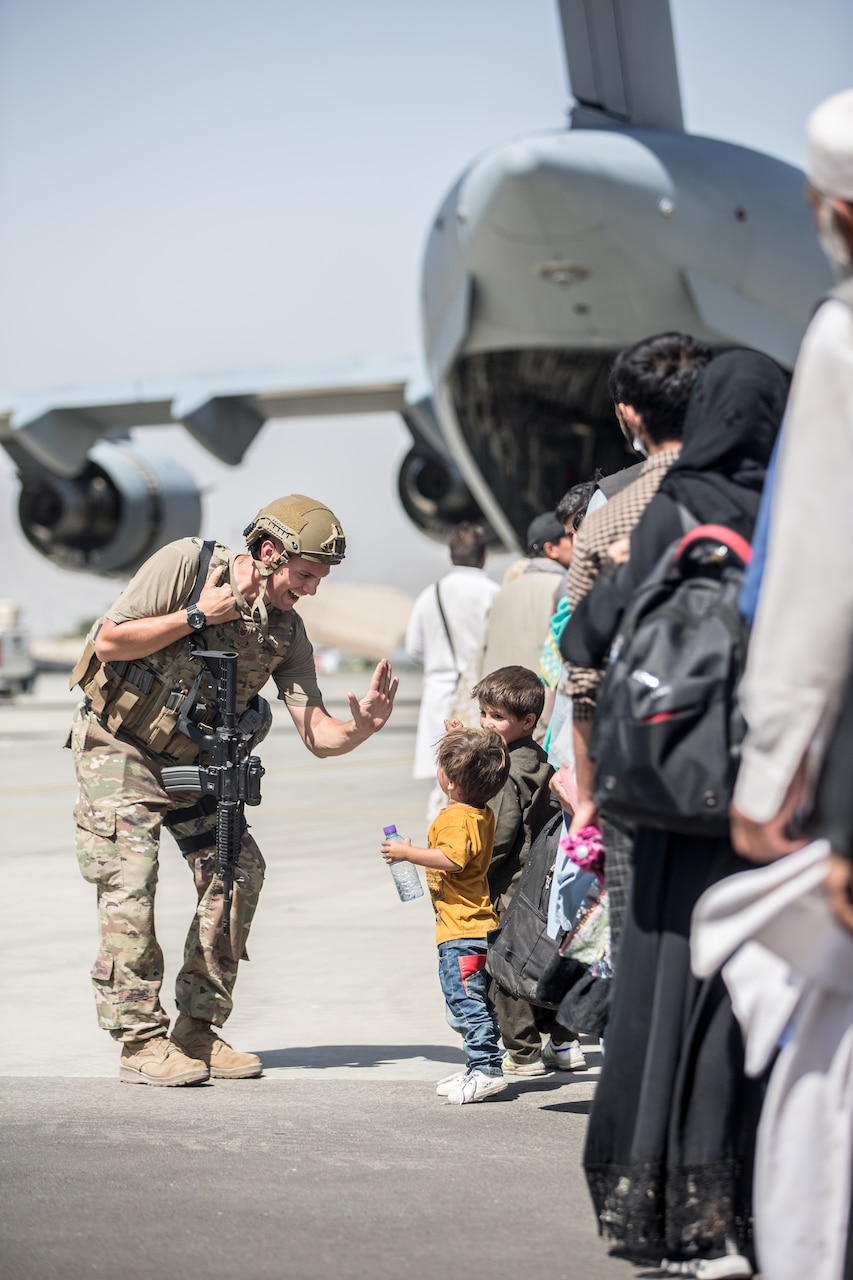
top-left (807, 88), bottom-right (853, 203)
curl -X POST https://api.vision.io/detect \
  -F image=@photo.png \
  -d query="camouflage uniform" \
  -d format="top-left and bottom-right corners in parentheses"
top-left (69, 538), bottom-right (323, 1044)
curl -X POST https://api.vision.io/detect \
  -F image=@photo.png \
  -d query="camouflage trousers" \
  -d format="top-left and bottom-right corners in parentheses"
top-left (71, 703), bottom-right (265, 1043)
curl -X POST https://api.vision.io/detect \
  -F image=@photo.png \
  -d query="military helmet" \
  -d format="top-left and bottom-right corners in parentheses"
top-left (243, 494), bottom-right (346, 567)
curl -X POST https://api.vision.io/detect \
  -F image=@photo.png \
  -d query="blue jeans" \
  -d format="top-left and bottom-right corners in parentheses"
top-left (437, 938), bottom-right (502, 1076)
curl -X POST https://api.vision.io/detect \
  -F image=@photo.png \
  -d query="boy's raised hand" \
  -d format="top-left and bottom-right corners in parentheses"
top-left (443, 718), bottom-right (464, 732)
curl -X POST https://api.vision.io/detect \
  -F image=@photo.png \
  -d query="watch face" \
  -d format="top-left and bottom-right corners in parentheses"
top-left (187, 607), bottom-right (206, 631)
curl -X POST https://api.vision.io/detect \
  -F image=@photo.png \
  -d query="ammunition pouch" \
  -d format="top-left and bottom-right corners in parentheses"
top-left (239, 695), bottom-right (272, 749)
top-left (71, 637), bottom-right (211, 764)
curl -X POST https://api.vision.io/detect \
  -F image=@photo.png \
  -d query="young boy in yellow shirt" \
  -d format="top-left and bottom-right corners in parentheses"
top-left (381, 727), bottom-right (510, 1104)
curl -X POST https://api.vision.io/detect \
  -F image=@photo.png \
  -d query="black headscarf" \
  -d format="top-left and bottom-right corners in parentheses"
top-left (656, 348), bottom-right (788, 539)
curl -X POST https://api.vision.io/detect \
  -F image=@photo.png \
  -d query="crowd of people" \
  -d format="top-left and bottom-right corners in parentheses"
top-left (66, 86), bottom-right (853, 1280)
top-left (399, 87), bottom-right (853, 1280)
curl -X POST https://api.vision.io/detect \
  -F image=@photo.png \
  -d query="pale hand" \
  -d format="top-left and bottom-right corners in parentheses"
top-left (569, 797), bottom-right (599, 837)
top-left (729, 804), bottom-right (806, 863)
top-left (347, 659), bottom-right (398, 736)
top-left (550, 763), bottom-right (579, 816)
top-left (729, 763), bottom-right (807, 863)
top-left (197, 566), bottom-right (240, 625)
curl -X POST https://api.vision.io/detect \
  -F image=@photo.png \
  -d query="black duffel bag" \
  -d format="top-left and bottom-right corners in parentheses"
top-left (486, 809), bottom-right (595, 1007)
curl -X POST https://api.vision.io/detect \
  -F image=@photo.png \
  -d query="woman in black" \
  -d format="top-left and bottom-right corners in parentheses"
top-left (563, 350), bottom-right (788, 1279)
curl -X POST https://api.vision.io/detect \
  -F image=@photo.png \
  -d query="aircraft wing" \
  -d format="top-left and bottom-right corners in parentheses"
top-left (0, 354), bottom-right (478, 576)
top-left (557, 0), bottom-right (684, 130)
top-left (0, 355), bottom-right (421, 476)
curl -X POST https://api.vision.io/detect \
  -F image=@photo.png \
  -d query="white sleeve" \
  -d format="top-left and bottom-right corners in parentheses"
top-left (735, 301), bottom-right (853, 821)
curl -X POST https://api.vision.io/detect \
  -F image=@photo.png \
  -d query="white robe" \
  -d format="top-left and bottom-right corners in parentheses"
top-left (691, 842), bottom-right (853, 1280)
top-left (405, 566), bottom-right (499, 779)
top-left (735, 298), bottom-right (853, 821)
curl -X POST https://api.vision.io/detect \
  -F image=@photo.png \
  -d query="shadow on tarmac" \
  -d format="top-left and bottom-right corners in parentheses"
top-left (542, 1096), bottom-right (594, 1116)
top-left (257, 1042), bottom-right (464, 1069)
top-left (256, 1043), bottom-right (605, 1080)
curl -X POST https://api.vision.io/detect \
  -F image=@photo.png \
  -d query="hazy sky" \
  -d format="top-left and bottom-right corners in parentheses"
top-left (0, 0), bottom-right (850, 636)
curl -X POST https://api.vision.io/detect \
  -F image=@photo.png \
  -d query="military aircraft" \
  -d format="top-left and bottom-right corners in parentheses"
top-left (0, 0), bottom-right (833, 577)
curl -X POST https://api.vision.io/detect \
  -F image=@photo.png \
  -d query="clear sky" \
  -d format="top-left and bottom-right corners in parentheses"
top-left (0, 0), bottom-right (850, 636)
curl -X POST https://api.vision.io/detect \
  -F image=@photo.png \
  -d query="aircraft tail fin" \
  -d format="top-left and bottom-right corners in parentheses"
top-left (557, 0), bottom-right (683, 131)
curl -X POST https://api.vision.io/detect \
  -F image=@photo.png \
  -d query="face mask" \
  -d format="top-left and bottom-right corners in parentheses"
top-left (817, 195), bottom-right (853, 280)
top-left (632, 434), bottom-right (649, 458)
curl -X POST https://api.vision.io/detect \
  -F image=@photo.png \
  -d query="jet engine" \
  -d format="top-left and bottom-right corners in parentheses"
top-left (16, 439), bottom-right (202, 576)
top-left (396, 445), bottom-right (487, 542)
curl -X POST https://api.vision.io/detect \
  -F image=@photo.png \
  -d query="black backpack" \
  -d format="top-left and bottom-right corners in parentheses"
top-left (486, 809), bottom-right (596, 1006)
top-left (589, 523), bottom-right (751, 837)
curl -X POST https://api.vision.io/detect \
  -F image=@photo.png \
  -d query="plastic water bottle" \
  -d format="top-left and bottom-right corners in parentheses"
top-left (383, 825), bottom-right (424, 901)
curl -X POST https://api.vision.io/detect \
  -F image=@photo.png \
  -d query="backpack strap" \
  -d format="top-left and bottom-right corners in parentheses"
top-left (188, 540), bottom-right (216, 608)
top-left (675, 524), bottom-right (752, 568)
top-left (435, 582), bottom-right (461, 675)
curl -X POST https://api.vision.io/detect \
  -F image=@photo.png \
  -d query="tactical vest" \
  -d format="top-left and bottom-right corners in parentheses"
top-left (70, 540), bottom-right (297, 764)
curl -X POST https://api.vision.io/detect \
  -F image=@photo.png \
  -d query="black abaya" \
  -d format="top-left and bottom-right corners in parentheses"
top-left (584, 830), bottom-right (765, 1264)
top-left (572, 351), bottom-right (787, 1269)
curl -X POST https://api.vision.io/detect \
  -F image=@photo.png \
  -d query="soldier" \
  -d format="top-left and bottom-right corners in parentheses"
top-left (69, 494), bottom-right (397, 1086)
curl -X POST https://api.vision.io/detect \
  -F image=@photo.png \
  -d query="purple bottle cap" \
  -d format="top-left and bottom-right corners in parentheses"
top-left (383, 825), bottom-right (398, 836)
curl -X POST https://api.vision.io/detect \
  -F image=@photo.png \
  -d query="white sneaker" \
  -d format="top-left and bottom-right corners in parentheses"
top-left (542, 1037), bottom-right (586, 1071)
top-left (435, 1070), bottom-right (467, 1097)
top-left (501, 1051), bottom-right (547, 1077)
top-left (663, 1255), bottom-right (753, 1278)
top-left (445, 1069), bottom-right (508, 1105)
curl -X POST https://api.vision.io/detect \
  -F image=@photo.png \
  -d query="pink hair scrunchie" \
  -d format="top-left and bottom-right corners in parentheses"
top-left (559, 825), bottom-right (606, 884)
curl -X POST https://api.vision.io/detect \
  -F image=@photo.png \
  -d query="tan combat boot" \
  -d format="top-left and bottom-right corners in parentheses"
top-left (171, 1014), bottom-right (263, 1079)
top-left (119, 1034), bottom-right (210, 1086)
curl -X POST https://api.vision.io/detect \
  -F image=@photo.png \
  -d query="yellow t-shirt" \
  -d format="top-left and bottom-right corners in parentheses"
top-left (426, 804), bottom-right (499, 944)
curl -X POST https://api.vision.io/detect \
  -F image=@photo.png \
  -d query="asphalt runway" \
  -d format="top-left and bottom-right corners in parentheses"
top-left (0, 671), bottom-right (638, 1280)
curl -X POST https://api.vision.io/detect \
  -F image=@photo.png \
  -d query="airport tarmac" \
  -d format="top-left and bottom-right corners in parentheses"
top-left (0, 671), bottom-right (638, 1280)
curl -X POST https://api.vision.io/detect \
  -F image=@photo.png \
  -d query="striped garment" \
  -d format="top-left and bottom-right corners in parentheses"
top-left (567, 447), bottom-right (681, 720)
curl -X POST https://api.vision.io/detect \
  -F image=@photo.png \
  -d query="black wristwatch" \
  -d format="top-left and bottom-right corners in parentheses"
top-left (185, 604), bottom-right (207, 632)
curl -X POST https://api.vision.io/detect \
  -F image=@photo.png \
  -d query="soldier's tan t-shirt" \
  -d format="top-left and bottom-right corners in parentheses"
top-left (105, 537), bottom-right (323, 708)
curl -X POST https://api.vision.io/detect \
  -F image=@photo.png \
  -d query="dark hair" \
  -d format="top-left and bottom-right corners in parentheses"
top-left (448, 522), bottom-right (487, 567)
top-left (555, 480), bottom-right (596, 532)
top-left (436, 727), bottom-right (510, 808)
top-left (472, 665), bottom-right (545, 722)
top-left (608, 332), bottom-right (713, 446)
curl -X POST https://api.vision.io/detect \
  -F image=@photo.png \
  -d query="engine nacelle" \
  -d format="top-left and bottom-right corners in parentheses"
top-left (17, 440), bottom-right (202, 576)
top-left (396, 446), bottom-right (488, 543)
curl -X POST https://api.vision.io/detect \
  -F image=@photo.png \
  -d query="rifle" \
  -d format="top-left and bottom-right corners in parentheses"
top-left (161, 649), bottom-right (264, 937)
